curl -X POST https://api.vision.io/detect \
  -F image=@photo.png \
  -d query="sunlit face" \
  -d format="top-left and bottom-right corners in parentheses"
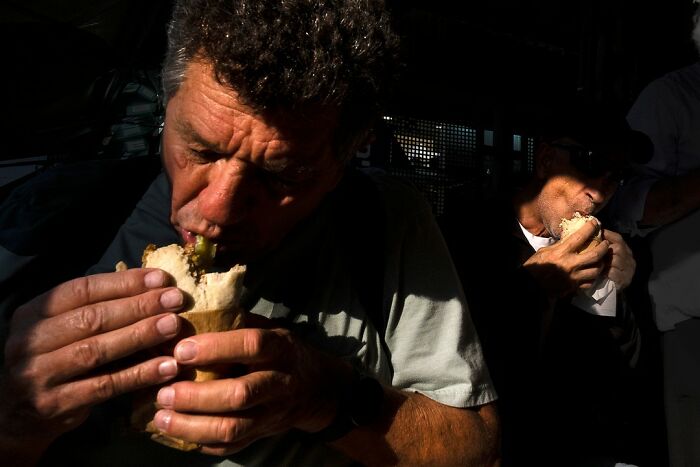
top-left (162, 60), bottom-right (344, 265)
top-left (536, 139), bottom-right (619, 238)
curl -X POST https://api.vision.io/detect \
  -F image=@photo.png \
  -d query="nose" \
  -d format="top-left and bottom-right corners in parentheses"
top-left (587, 186), bottom-right (607, 205)
top-left (197, 161), bottom-right (255, 228)
top-left (586, 177), bottom-right (617, 206)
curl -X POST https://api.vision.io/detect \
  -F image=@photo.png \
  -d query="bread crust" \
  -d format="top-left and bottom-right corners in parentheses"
top-left (559, 212), bottom-right (602, 253)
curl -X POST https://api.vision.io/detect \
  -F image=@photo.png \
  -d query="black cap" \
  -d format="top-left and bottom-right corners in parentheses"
top-left (538, 101), bottom-right (654, 177)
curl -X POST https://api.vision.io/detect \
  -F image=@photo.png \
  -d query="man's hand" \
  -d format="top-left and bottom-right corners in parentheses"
top-left (523, 219), bottom-right (611, 298)
top-left (602, 229), bottom-right (636, 290)
top-left (151, 316), bottom-right (352, 456)
top-left (0, 269), bottom-right (184, 460)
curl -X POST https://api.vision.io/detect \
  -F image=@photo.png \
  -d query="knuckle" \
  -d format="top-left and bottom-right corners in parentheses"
top-left (135, 293), bottom-right (156, 319)
top-left (32, 392), bottom-right (60, 419)
top-left (73, 341), bottom-right (105, 369)
top-left (72, 306), bottom-right (104, 335)
top-left (126, 363), bottom-right (150, 389)
top-left (228, 380), bottom-right (252, 409)
top-left (242, 329), bottom-right (265, 357)
top-left (92, 374), bottom-right (117, 400)
top-left (216, 417), bottom-right (240, 444)
top-left (98, 365), bottom-right (151, 400)
top-left (17, 361), bottom-right (40, 384)
top-left (128, 322), bottom-right (150, 349)
top-left (68, 276), bottom-right (95, 305)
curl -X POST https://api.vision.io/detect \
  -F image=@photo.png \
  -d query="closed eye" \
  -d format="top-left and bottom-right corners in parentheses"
top-left (187, 147), bottom-right (224, 163)
top-left (267, 174), bottom-right (303, 190)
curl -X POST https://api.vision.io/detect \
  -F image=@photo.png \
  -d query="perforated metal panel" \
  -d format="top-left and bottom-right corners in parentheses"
top-left (381, 116), bottom-right (482, 216)
top-left (355, 115), bottom-right (536, 217)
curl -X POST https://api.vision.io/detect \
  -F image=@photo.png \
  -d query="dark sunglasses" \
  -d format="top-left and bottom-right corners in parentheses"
top-left (550, 142), bottom-right (626, 183)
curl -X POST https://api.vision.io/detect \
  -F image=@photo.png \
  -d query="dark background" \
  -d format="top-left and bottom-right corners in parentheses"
top-left (394, 0), bottom-right (698, 125)
top-left (0, 0), bottom-right (697, 167)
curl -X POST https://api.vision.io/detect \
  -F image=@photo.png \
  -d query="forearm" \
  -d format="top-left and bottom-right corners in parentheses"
top-left (331, 389), bottom-right (500, 467)
top-left (641, 168), bottom-right (700, 227)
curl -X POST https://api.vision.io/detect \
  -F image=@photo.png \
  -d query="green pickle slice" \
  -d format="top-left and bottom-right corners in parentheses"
top-left (192, 234), bottom-right (217, 269)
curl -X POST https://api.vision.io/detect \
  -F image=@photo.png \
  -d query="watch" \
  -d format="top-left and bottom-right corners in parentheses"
top-left (313, 370), bottom-right (384, 442)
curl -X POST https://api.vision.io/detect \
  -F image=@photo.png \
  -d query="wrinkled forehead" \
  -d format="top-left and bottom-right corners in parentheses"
top-left (169, 59), bottom-right (342, 160)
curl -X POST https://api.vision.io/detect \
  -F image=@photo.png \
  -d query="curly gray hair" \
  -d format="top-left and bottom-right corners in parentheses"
top-left (162, 0), bottom-right (400, 161)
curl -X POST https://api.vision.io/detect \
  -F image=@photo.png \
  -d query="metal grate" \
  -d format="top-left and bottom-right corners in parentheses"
top-left (382, 115), bottom-right (479, 217)
top-left (354, 115), bottom-right (536, 218)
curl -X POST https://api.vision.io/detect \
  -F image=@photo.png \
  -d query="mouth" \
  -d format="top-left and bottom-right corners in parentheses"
top-left (177, 226), bottom-right (252, 253)
top-left (178, 227), bottom-right (199, 246)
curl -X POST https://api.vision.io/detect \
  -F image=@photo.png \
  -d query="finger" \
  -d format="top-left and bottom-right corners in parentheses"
top-left (174, 328), bottom-right (291, 366)
top-left (614, 246), bottom-right (635, 268)
top-left (607, 237), bottom-right (631, 256)
top-left (560, 219), bottom-right (600, 253)
top-left (608, 244), bottom-right (635, 274)
top-left (602, 229), bottom-right (623, 244)
top-left (157, 371), bottom-right (291, 413)
top-left (607, 268), bottom-right (625, 285)
top-left (7, 288), bottom-right (185, 360)
top-left (608, 257), bottom-right (633, 277)
top-left (16, 269), bottom-right (172, 321)
top-left (199, 443), bottom-right (252, 457)
top-left (32, 313), bottom-right (181, 384)
top-left (31, 356), bottom-right (178, 419)
top-left (608, 253), bottom-right (624, 271)
top-left (152, 409), bottom-right (259, 447)
top-left (576, 239), bottom-right (610, 265)
top-left (572, 264), bottom-right (605, 285)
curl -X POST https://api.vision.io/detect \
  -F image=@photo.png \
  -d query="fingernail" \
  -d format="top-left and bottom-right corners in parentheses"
top-left (154, 410), bottom-right (172, 431)
top-left (157, 386), bottom-right (175, 407)
top-left (160, 289), bottom-right (183, 309)
top-left (145, 270), bottom-right (166, 288)
top-left (156, 314), bottom-right (179, 336)
top-left (158, 359), bottom-right (178, 377)
top-left (175, 340), bottom-right (197, 361)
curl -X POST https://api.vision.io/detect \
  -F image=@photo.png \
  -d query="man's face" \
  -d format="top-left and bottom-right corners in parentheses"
top-left (162, 60), bottom-right (344, 264)
top-left (536, 139), bottom-right (620, 238)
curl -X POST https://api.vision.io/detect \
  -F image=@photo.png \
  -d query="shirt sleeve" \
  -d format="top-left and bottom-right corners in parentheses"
top-left (379, 177), bottom-right (497, 408)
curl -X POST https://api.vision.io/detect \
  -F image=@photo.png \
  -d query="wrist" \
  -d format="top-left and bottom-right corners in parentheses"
top-left (311, 367), bottom-right (384, 443)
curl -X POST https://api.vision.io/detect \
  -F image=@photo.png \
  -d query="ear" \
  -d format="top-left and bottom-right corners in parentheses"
top-left (534, 142), bottom-right (555, 179)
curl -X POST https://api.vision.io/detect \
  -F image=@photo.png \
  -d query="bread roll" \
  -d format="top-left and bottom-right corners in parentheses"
top-left (130, 241), bottom-right (246, 451)
top-left (559, 212), bottom-right (602, 253)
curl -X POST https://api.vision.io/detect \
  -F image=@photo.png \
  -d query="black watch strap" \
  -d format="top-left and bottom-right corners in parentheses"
top-left (312, 370), bottom-right (384, 443)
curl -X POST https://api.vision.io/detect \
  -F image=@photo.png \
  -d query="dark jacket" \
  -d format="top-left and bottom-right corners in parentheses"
top-left (442, 197), bottom-right (640, 466)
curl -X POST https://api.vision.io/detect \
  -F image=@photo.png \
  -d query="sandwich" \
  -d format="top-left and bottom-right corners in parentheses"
top-left (559, 212), bottom-right (602, 253)
top-left (127, 236), bottom-right (246, 450)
